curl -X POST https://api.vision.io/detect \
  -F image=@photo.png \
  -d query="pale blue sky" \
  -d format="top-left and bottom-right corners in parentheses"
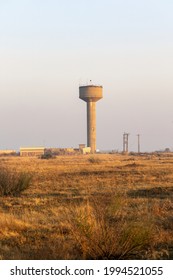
top-left (0, 0), bottom-right (173, 151)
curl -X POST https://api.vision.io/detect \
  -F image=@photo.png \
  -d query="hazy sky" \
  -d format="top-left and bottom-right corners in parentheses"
top-left (0, 0), bottom-right (173, 152)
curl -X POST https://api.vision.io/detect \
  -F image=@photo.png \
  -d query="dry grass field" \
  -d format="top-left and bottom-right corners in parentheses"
top-left (0, 153), bottom-right (173, 260)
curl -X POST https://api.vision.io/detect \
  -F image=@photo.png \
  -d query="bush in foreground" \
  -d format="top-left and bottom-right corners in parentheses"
top-left (67, 198), bottom-right (156, 260)
top-left (0, 166), bottom-right (32, 196)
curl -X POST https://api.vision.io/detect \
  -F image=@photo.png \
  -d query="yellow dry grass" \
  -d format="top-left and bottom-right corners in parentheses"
top-left (0, 153), bottom-right (173, 259)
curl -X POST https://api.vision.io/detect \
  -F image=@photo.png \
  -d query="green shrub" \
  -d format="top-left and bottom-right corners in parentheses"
top-left (0, 166), bottom-right (32, 196)
top-left (40, 152), bottom-right (55, 159)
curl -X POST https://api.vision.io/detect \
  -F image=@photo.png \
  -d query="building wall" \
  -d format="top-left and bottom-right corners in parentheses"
top-left (82, 147), bottom-right (91, 154)
top-left (20, 147), bottom-right (45, 157)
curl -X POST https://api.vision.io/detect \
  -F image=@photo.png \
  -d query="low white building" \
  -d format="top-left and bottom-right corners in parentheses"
top-left (20, 147), bottom-right (45, 157)
top-left (81, 147), bottom-right (91, 154)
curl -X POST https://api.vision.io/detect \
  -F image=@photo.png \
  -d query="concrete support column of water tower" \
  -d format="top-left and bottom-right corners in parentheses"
top-left (87, 101), bottom-right (96, 152)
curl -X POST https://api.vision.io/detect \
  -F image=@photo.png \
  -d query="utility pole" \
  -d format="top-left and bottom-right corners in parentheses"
top-left (137, 134), bottom-right (140, 154)
top-left (123, 133), bottom-right (129, 154)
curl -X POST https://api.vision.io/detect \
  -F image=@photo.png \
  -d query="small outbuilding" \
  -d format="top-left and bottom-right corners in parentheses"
top-left (20, 147), bottom-right (45, 157)
top-left (81, 147), bottom-right (91, 154)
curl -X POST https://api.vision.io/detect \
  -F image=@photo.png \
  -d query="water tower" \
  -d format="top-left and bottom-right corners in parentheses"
top-left (79, 85), bottom-right (103, 153)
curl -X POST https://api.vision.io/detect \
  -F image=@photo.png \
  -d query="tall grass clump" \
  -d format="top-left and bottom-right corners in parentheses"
top-left (88, 157), bottom-right (101, 164)
top-left (67, 197), bottom-right (156, 259)
top-left (0, 166), bottom-right (32, 196)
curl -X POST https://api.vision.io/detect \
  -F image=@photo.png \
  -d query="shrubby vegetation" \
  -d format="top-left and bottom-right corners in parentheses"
top-left (40, 153), bottom-right (55, 159)
top-left (0, 166), bottom-right (32, 196)
top-left (88, 156), bottom-right (102, 164)
top-left (67, 199), bottom-right (155, 259)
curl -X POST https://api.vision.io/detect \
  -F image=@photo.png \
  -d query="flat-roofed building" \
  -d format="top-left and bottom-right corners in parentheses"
top-left (20, 147), bottom-right (45, 157)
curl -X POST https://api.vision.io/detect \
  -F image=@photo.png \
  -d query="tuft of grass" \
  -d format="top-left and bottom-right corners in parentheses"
top-left (0, 166), bottom-right (32, 196)
top-left (67, 198), bottom-right (156, 260)
top-left (88, 157), bottom-right (101, 164)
